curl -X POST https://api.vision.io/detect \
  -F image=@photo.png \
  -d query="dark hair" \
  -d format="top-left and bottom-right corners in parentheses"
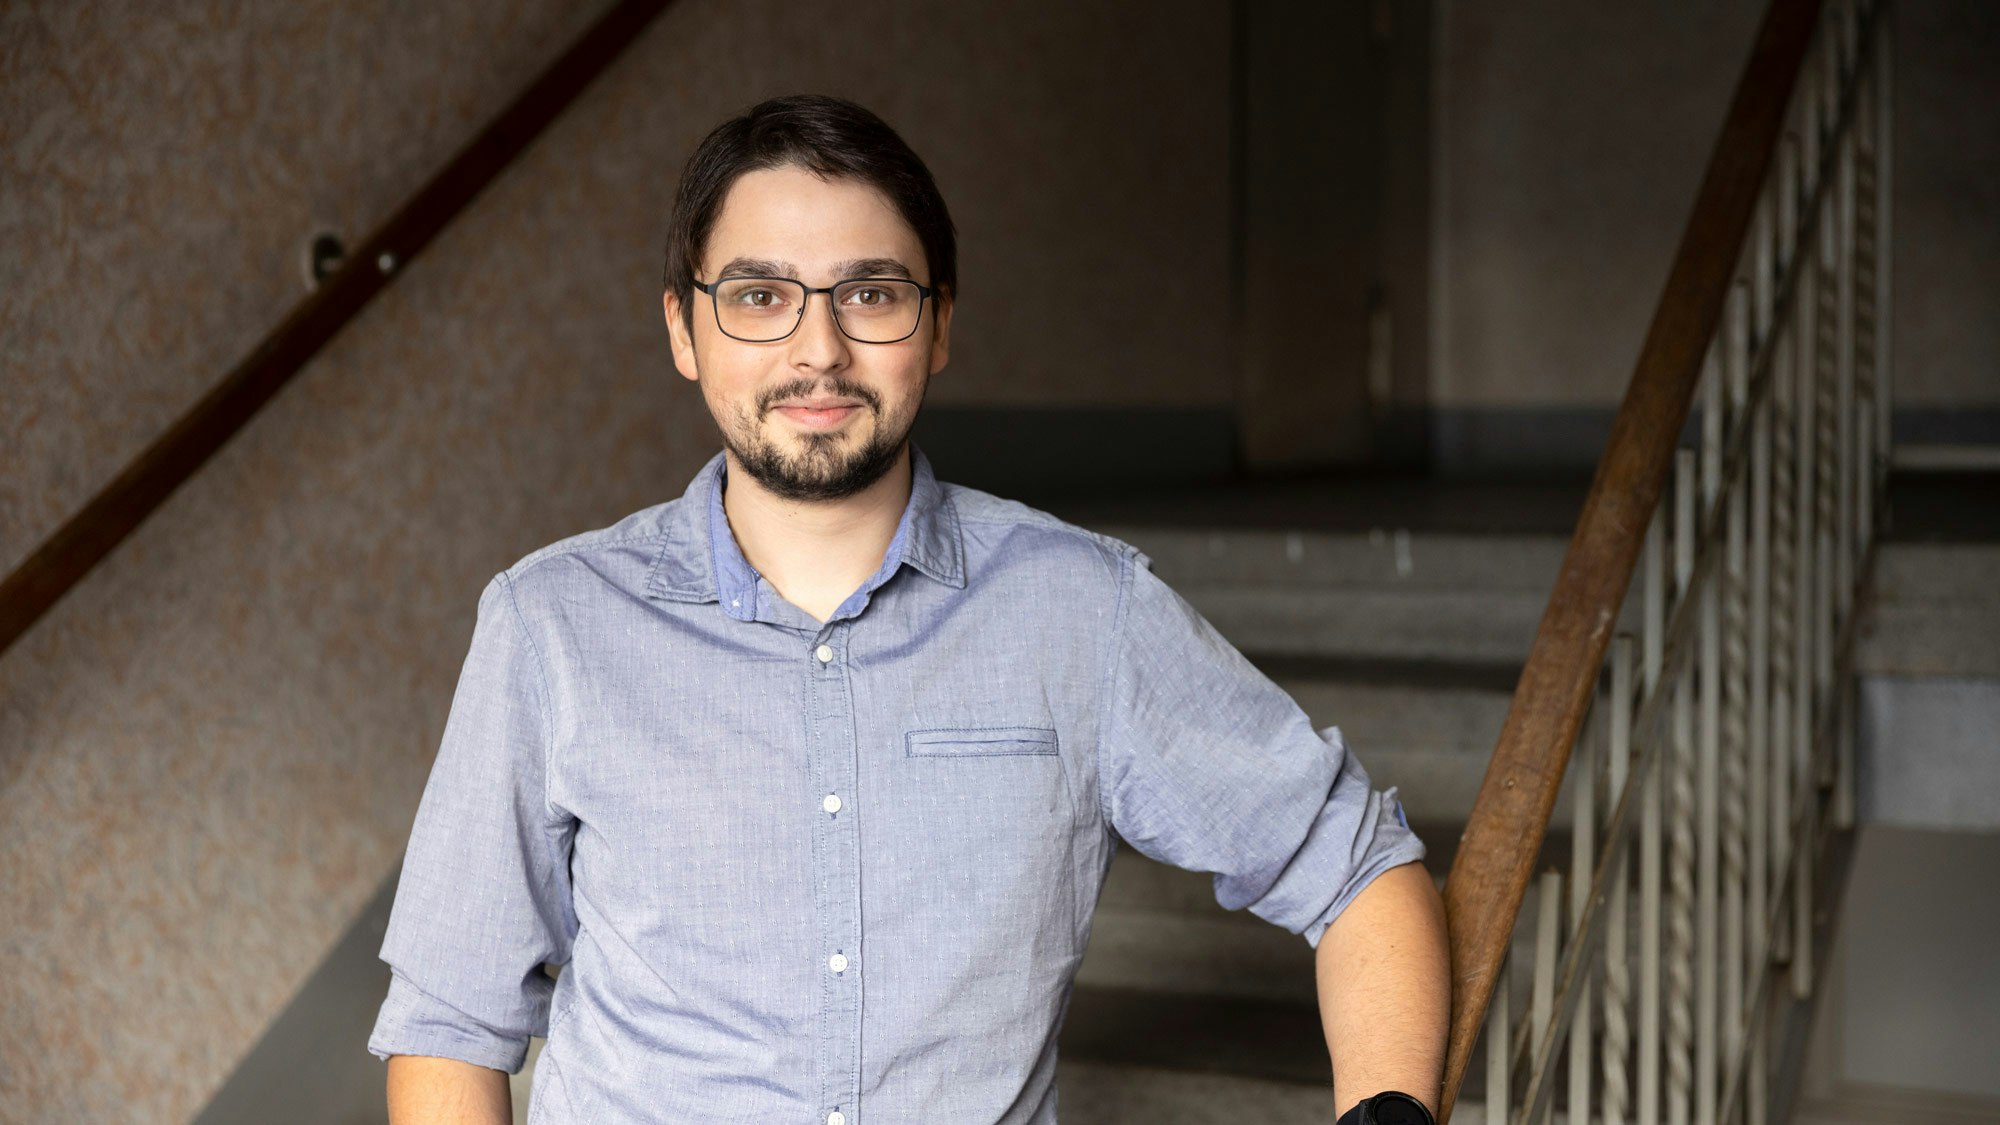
top-left (663, 94), bottom-right (957, 332)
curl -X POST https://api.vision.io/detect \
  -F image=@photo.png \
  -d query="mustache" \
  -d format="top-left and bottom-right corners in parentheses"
top-left (758, 377), bottom-right (881, 415)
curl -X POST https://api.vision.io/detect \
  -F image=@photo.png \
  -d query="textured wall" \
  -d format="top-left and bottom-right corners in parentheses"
top-left (1433, 0), bottom-right (2000, 412)
top-left (0, 2), bottom-right (1230, 1120)
top-left (1433, 0), bottom-right (1761, 409)
top-left (634, 0), bottom-right (1234, 414)
top-left (1, 1), bottom-right (1234, 581)
top-left (1894, 1), bottom-right (2000, 409)
top-left (0, 0), bottom-right (614, 581)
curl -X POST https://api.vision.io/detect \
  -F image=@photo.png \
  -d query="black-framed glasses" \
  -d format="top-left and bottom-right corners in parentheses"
top-left (693, 276), bottom-right (936, 344)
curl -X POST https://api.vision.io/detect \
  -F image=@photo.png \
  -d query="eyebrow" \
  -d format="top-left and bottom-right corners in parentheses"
top-left (713, 256), bottom-right (916, 282)
top-left (832, 257), bottom-right (914, 281)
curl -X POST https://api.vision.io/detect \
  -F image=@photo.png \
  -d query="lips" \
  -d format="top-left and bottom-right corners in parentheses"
top-left (772, 401), bottom-right (864, 430)
top-left (774, 400), bottom-right (862, 411)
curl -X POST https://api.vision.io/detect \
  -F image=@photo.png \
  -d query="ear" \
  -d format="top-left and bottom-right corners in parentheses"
top-left (663, 290), bottom-right (700, 382)
top-left (927, 293), bottom-right (953, 376)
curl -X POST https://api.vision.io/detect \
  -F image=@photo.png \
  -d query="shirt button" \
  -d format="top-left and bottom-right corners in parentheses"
top-left (822, 793), bottom-right (842, 814)
top-left (814, 644), bottom-right (834, 664)
top-left (828, 1113), bottom-right (846, 1125)
top-left (828, 953), bottom-right (848, 974)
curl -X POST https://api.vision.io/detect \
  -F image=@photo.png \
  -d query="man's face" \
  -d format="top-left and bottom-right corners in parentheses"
top-left (664, 164), bottom-right (952, 502)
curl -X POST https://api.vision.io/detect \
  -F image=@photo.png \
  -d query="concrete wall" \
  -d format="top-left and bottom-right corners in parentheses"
top-left (1433, 0), bottom-right (2000, 425)
top-left (1434, 0), bottom-right (1761, 409)
top-left (0, 2), bottom-right (1231, 1119)
top-left (1801, 826), bottom-right (2000, 1119)
top-left (1893, 1), bottom-right (2000, 412)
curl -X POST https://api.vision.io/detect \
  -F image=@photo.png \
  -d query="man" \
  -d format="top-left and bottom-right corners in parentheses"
top-left (370, 94), bottom-right (1448, 1125)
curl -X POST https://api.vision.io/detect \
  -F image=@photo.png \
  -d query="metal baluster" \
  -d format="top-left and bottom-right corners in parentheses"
top-left (1816, 180), bottom-right (1841, 716)
top-left (1532, 870), bottom-right (1562, 1125)
top-left (1605, 636), bottom-right (1637, 1125)
top-left (1490, 952), bottom-right (1513, 1125)
top-left (1572, 689), bottom-right (1599, 1125)
top-left (1699, 358), bottom-right (1724, 1125)
top-left (1769, 111), bottom-right (1803, 977)
top-left (1793, 224), bottom-right (1820, 1000)
top-left (1721, 284), bottom-right (1752, 1122)
top-left (1853, 59), bottom-right (1879, 571)
top-left (1641, 512), bottom-right (1666, 1125)
top-left (1836, 125), bottom-right (1856, 627)
top-left (1668, 451), bottom-right (1697, 1125)
top-left (1746, 291), bottom-right (1776, 1125)
top-left (1833, 118), bottom-right (1860, 832)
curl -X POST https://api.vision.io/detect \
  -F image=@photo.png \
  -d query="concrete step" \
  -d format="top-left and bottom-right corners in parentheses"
top-left (1055, 988), bottom-right (1503, 1122)
top-left (1061, 1063), bottom-right (1498, 1125)
top-left (1058, 1057), bottom-right (1338, 1124)
top-left (1860, 542), bottom-right (2000, 678)
top-left (1107, 526), bottom-right (1568, 666)
top-left (1099, 526), bottom-right (1996, 677)
top-left (1078, 824), bottom-right (1570, 1009)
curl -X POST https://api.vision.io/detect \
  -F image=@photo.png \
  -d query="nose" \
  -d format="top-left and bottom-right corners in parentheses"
top-left (785, 289), bottom-right (850, 373)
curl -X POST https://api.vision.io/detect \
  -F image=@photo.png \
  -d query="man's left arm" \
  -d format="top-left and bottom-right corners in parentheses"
top-left (1092, 548), bottom-right (1450, 1116)
top-left (1314, 860), bottom-right (1450, 1120)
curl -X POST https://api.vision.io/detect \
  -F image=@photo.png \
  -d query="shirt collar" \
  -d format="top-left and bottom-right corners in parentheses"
top-left (646, 442), bottom-right (966, 616)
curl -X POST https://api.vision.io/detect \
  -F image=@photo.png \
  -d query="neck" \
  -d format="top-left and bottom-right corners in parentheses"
top-left (719, 444), bottom-right (914, 619)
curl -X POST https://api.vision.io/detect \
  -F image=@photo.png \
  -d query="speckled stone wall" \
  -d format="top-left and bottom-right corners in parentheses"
top-left (2, 1), bottom-right (1236, 582)
top-left (0, 3), bottom-right (1232, 1120)
top-left (0, 0), bottom-right (617, 581)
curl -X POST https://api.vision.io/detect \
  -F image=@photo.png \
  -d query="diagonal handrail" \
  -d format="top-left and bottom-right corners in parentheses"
top-left (1435, 0), bottom-right (1824, 1118)
top-left (0, 0), bottom-right (671, 659)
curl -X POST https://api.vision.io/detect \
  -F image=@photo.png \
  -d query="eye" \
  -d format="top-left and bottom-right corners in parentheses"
top-left (841, 283), bottom-right (909, 312)
top-left (717, 281), bottom-right (795, 313)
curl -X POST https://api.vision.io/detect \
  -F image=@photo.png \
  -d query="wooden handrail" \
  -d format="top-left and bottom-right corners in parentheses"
top-left (1436, 1), bottom-right (1823, 1118)
top-left (0, 0), bottom-right (671, 658)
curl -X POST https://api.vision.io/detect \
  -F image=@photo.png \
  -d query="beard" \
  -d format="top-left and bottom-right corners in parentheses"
top-left (719, 373), bottom-right (922, 502)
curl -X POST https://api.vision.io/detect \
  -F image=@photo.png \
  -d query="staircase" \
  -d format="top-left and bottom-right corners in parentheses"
top-left (1046, 473), bottom-right (1983, 1124)
top-left (1044, 494), bottom-right (1576, 1123)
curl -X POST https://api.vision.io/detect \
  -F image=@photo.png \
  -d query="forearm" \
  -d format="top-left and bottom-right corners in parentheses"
top-left (387, 1054), bottom-right (513, 1125)
top-left (1314, 860), bottom-right (1451, 1118)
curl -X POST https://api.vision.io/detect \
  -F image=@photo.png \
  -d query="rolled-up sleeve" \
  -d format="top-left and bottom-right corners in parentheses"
top-left (367, 571), bottom-right (578, 1073)
top-left (1096, 548), bottom-right (1427, 949)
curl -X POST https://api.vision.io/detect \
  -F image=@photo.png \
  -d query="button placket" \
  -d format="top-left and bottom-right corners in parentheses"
top-left (808, 625), bottom-right (862, 1119)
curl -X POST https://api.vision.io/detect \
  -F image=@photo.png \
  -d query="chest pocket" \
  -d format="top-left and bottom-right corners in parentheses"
top-left (906, 726), bottom-right (1060, 757)
top-left (893, 722), bottom-right (1080, 947)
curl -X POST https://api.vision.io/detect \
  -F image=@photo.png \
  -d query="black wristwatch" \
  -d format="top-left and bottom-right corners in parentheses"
top-left (1336, 1091), bottom-right (1436, 1125)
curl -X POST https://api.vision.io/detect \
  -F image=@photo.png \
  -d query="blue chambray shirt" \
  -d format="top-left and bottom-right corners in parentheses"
top-left (367, 444), bottom-right (1425, 1124)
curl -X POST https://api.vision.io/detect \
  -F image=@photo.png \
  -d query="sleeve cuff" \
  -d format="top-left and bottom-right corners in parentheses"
top-left (1304, 832), bottom-right (1432, 944)
top-left (366, 970), bottom-right (532, 1074)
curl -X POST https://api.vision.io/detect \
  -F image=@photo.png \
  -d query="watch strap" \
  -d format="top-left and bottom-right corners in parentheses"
top-left (1336, 1091), bottom-right (1437, 1125)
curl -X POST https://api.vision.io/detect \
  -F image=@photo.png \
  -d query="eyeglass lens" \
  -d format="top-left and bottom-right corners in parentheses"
top-left (711, 279), bottom-right (924, 343)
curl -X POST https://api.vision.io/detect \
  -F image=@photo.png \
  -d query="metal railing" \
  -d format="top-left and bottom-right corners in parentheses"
top-left (1440, 1), bottom-right (1891, 1122)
